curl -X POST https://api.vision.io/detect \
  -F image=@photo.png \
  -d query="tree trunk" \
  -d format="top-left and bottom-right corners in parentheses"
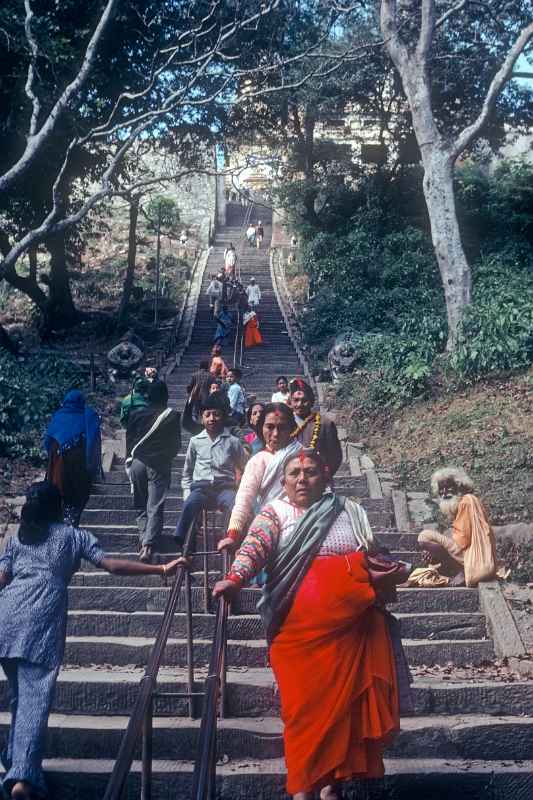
top-left (28, 247), bottom-right (38, 283)
top-left (44, 230), bottom-right (79, 333)
top-left (116, 196), bottom-right (139, 327)
top-left (384, 46), bottom-right (473, 351)
top-left (421, 152), bottom-right (472, 349)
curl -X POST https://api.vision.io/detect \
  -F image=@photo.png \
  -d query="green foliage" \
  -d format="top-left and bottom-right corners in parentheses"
top-left (342, 315), bottom-right (444, 408)
top-left (450, 253), bottom-right (533, 379)
top-left (0, 352), bottom-right (84, 461)
top-left (146, 196), bottom-right (180, 234)
top-left (300, 214), bottom-right (443, 341)
top-left (456, 160), bottom-right (533, 257)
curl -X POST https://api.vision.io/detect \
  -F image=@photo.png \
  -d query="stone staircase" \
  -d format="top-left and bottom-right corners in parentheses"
top-left (2, 206), bottom-right (532, 798)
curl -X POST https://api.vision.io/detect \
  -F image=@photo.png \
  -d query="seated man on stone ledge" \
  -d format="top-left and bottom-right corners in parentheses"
top-left (418, 466), bottom-right (497, 587)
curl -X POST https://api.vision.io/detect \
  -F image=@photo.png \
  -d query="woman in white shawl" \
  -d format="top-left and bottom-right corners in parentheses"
top-left (218, 403), bottom-right (302, 552)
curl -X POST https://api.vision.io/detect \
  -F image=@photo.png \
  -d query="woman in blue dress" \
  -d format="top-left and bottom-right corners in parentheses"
top-left (44, 389), bottom-right (103, 526)
top-left (0, 481), bottom-right (182, 800)
top-left (213, 305), bottom-right (233, 345)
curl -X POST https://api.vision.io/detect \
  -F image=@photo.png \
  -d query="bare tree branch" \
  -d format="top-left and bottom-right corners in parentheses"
top-left (380, 0), bottom-right (408, 68)
top-left (452, 19), bottom-right (533, 159)
top-left (0, 0), bottom-right (119, 193)
top-left (0, 0), bottom-right (368, 285)
top-left (23, 0), bottom-right (41, 137)
top-left (417, 0), bottom-right (436, 59)
top-left (435, 0), bottom-right (467, 29)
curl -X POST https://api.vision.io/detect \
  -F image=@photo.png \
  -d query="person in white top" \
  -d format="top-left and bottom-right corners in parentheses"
top-left (224, 243), bottom-right (237, 275)
top-left (246, 224), bottom-right (256, 247)
top-left (246, 277), bottom-right (261, 309)
top-left (205, 274), bottom-right (223, 317)
top-left (271, 375), bottom-right (290, 405)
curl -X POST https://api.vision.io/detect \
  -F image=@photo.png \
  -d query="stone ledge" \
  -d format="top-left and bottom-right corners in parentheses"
top-left (392, 489), bottom-right (412, 532)
top-left (479, 580), bottom-right (527, 660)
top-left (164, 247), bottom-right (209, 377)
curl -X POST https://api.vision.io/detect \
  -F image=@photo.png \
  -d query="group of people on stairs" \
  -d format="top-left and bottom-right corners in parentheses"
top-left (0, 347), bottom-right (499, 795)
top-left (205, 245), bottom-right (264, 352)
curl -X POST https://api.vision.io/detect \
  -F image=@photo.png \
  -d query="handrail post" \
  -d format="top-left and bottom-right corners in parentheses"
top-left (185, 566), bottom-right (195, 719)
top-left (202, 511), bottom-right (210, 615)
top-left (90, 352), bottom-right (96, 391)
top-left (219, 549), bottom-right (229, 720)
top-left (103, 518), bottom-right (197, 800)
top-left (141, 694), bottom-right (153, 800)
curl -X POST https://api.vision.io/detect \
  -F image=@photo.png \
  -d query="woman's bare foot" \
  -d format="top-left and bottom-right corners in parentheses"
top-left (320, 784), bottom-right (342, 800)
top-left (11, 782), bottom-right (34, 800)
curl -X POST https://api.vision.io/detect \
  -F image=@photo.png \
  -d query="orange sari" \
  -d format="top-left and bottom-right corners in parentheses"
top-left (244, 315), bottom-right (263, 348)
top-left (269, 551), bottom-right (399, 795)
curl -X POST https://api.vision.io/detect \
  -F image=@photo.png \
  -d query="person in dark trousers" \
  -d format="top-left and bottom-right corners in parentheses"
top-left (175, 393), bottom-right (247, 550)
top-left (0, 481), bottom-right (183, 800)
top-left (226, 367), bottom-right (246, 426)
top-left (186, 360), bottom-right (212, 419)
top-left (126, 381), bottom-right (181, 563)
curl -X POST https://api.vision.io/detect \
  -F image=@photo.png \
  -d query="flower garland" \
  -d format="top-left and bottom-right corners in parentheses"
top-left (291, 412), bottom-right (321, 449)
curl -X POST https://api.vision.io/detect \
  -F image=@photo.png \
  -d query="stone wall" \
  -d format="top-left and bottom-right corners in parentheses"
top-left (142, 149), bottom-right (221, 245)
top-left (170, 169), bottom-right (216, 245)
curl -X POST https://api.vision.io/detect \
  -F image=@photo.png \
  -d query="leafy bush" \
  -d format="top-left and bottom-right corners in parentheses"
top-left (336, 314), bottom-right (446, 408)
top-left (0, 351), bottom-right (84, 461)
top-left (301, 222), bottom-right (442, 342)
top-left (450, 253), bottom-right (533, 379)
top-left (456, 160), bottom-right (533, 257)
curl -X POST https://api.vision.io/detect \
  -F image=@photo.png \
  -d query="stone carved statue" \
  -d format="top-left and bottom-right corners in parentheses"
top-left (328, 333), bottom-right (362, 382)
top-left (107, 331), bottom-right (144, 377)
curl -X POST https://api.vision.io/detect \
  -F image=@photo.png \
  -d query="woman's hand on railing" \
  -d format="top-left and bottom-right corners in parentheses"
top-left (217, 537), bottom-right (236, 553)
top-left (163, 556), bottom-right (191, 575)
top-left (212, 579), bottom-right (240, 601)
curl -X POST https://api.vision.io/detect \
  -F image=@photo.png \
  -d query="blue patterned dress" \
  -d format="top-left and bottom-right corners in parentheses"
top-left (0, 524), bottom-right (105, 796)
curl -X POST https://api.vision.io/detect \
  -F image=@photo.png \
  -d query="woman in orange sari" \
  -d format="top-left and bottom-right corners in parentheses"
top-left (213, 451), bottom-right (400, 799)
top-left (243, 308), bottom-right (263, 348)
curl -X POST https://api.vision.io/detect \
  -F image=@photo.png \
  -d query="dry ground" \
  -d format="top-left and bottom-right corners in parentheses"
top-left (340, 370), bottom-right (533, 525)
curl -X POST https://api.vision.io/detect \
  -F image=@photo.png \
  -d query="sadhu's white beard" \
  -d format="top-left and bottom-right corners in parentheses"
top-left (439, 495), bottom-right (461, 520)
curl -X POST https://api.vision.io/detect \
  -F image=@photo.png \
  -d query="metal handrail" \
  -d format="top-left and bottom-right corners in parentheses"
top-left (191, 552), bottom-right (230, 800)
top-left (233, 200), bottom-right (254, 284)
top-left (103, 517), bottom-right (198, 800)
top-left (230, 201), bottom-right (254, 367)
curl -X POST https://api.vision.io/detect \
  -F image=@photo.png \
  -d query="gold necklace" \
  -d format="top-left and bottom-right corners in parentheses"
top-left (291, 412), bottom-right (321, 449)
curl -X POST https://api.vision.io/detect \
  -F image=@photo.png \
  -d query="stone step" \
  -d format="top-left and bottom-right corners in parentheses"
top-left (85, 493), bottom-right (386, 512)
top-left (73, 551), bottom-right (425, 587)
top-left (80, 508), bottom-right (394, 527)
top-left (4, 712), bottom-right (530, 762)
top-left (60, 635), bottom-right (494, 669)
top-left (17, 756), bottom-right (533, 799)
top-left (2, 667), bottom-right (530, 719)
top-left (78, 545), bottom-right (421, 575)
top-left (66, 585), bottom-right (481, 614)
top-left (65, 609), bottom-right (487, 641)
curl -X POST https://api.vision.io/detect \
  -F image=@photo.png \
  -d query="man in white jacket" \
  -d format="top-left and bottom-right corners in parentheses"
top-left (246, 277), bottom-right (261, 309)
top-left (205, 274), bottom-right (223, 316)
